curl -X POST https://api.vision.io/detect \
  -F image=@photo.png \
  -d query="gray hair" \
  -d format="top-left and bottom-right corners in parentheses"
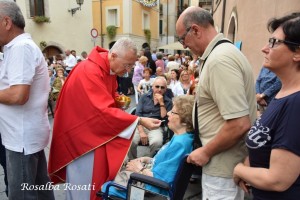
top-left (173, 95), bottom-right (195, 132)
top-left (0, 0), bottom-right (25, 29)
top-left (109, 37), bottom-right (137, 57)
top-left (153, 76), bottom-right (167, 86)
top-left (182, 7), bottom-right (214, 29)
top-left (156, 52), bottom-right (163, 59)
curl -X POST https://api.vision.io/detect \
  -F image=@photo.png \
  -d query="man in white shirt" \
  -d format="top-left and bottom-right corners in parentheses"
top-left (64, 49), bottom-right (77, 74)
top-left (0, 1), bottom-right (54, 199)
top-left (0, 49), bottom-right (8, 197)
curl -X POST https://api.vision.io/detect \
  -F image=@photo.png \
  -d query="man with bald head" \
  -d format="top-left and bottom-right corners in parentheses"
top-left (176, 6), bottom-right (256, 200)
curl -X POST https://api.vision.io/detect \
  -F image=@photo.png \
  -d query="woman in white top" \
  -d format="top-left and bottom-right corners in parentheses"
top-left (172, 70), bottom-right (192, 97)
top-left (169, 69), bottom-right (180, 90)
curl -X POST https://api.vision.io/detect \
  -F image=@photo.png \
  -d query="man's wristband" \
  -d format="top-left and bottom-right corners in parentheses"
top-left (160, 104), bottom-right (165, 107)
top-left (137, 117), bottom-right (142, 126)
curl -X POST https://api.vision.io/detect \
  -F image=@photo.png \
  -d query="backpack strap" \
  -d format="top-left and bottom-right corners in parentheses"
top-left (201, 39), bottom-right (232, 68)
top-left (193, 102), bottom-right (202, 149)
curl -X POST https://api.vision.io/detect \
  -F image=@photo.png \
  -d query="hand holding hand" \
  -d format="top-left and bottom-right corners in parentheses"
top-left (233, 162), bottom-right (250, 194)
top-left (258, 98), bottom-right (267, 106)
top-left (126, 159), bottom-right (143, 173)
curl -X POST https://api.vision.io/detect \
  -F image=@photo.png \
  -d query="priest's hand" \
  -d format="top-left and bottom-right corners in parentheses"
top-left (139, 117), bottom-right (161, 130)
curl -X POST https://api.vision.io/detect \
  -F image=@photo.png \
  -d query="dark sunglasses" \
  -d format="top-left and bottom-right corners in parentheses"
top-left (154, 85), bottom-right (166, 90)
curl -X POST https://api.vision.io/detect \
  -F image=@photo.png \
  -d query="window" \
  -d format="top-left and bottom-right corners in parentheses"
top-left (29, 0), bottom-right (45, 17)
top-left (143, 11), bottom-right (150, 30)
top-left (159, 20), bottom-right (163, 35)
top-left (107, 8), bottom-right (118, 26)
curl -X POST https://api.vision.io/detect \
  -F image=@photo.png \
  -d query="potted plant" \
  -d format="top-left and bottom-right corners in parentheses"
top-left (40, 41), bottom-right (47, 48)
top-left (106, 25), bottom-right (117, 39)
top-left (144, 29), bottom-right (151, 44)
top-left (33, 16), bottom-right (51, 24)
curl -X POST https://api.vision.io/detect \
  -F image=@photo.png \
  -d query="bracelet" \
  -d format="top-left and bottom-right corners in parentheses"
top-left (160, 104), bottom-right (165, 107)
top-left (137, 117), bottom-right (142, 126)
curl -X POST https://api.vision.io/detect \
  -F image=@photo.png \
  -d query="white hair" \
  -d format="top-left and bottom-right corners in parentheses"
top-left (109, 37), bottom-right (137, 56)
top-left (153, 76), bottom-right (167, 86)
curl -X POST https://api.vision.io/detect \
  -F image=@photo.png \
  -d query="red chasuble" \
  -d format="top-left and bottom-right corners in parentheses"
top-left (48, 47), bottom-right (137, 200)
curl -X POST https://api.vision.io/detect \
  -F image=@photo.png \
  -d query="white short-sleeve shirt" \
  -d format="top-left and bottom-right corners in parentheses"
top-left (0, 33), bottom-right (50, 155)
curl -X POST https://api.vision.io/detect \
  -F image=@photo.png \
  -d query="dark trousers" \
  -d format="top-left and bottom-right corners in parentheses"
top-left (0, 134), bottom-right (8, 196)
top-left (6, 149), bottom-right (55, 200)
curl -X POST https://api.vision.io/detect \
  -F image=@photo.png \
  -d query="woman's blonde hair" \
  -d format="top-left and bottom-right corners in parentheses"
top-left (139, 56), bottom-right (148, 64)
top-left (173, 95), bottom-right (195, 132)
top-left (55, 67), bottom-right (64, 74)
top-left (179, 69), bottom-right (190, 83)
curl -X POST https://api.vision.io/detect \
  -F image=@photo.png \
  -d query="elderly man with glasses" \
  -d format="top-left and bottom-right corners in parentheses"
top-left (128, 76), bottom-right (173, 160)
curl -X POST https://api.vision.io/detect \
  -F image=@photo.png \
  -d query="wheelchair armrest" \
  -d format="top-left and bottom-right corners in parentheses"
top-left (106, 182), bottom-right (127, 192)
top-left (97, 181), bottom-right (127, 200)
top-left (129, 172), bottom-right (170, 191)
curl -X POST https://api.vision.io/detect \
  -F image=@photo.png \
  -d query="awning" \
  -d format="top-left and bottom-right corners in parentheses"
top-left (157, 42), bottom-right (189, 51)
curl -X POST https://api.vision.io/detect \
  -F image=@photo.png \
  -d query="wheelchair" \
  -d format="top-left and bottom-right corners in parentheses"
top-left (97, 155), bottom-right (197, 200)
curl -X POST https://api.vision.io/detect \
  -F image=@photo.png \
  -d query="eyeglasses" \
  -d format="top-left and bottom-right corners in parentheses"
top-left (114, 53), bottom-right (135, 69)
top-left (268, 37), bottom-right (300, 49)
top-left (123, 63), bottom-right (135, 69)
top-left (170, 111), bottom-right (179, 115)
top-left (178, 27), bottom-right (192, 45)
top-left (154, 85), bottom-right (166, 90)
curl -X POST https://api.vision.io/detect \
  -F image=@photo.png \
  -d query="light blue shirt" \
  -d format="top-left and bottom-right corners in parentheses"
top-left (256, 67), bottom-right (281, 104)
top-left (102, 133), bottom-right (193, 198)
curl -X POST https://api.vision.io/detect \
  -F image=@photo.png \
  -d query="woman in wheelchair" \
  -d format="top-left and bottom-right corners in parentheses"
top-left (101, 95), bottom-right (195, 198)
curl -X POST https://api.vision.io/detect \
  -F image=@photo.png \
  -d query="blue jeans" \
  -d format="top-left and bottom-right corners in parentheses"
top-left (6, 149), bottom-right (55, 200)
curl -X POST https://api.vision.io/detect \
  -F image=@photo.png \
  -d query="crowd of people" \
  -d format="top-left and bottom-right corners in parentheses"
top-left (46, 44), bottom-right (200, 116)
top-left (0, 1), bottom-right (299, 200)
top-left (117, 47), bottom-right (200, 104)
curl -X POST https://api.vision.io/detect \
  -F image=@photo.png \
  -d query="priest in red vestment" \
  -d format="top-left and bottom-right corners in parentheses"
top-left (48, 38), bottom-right (161, 200)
